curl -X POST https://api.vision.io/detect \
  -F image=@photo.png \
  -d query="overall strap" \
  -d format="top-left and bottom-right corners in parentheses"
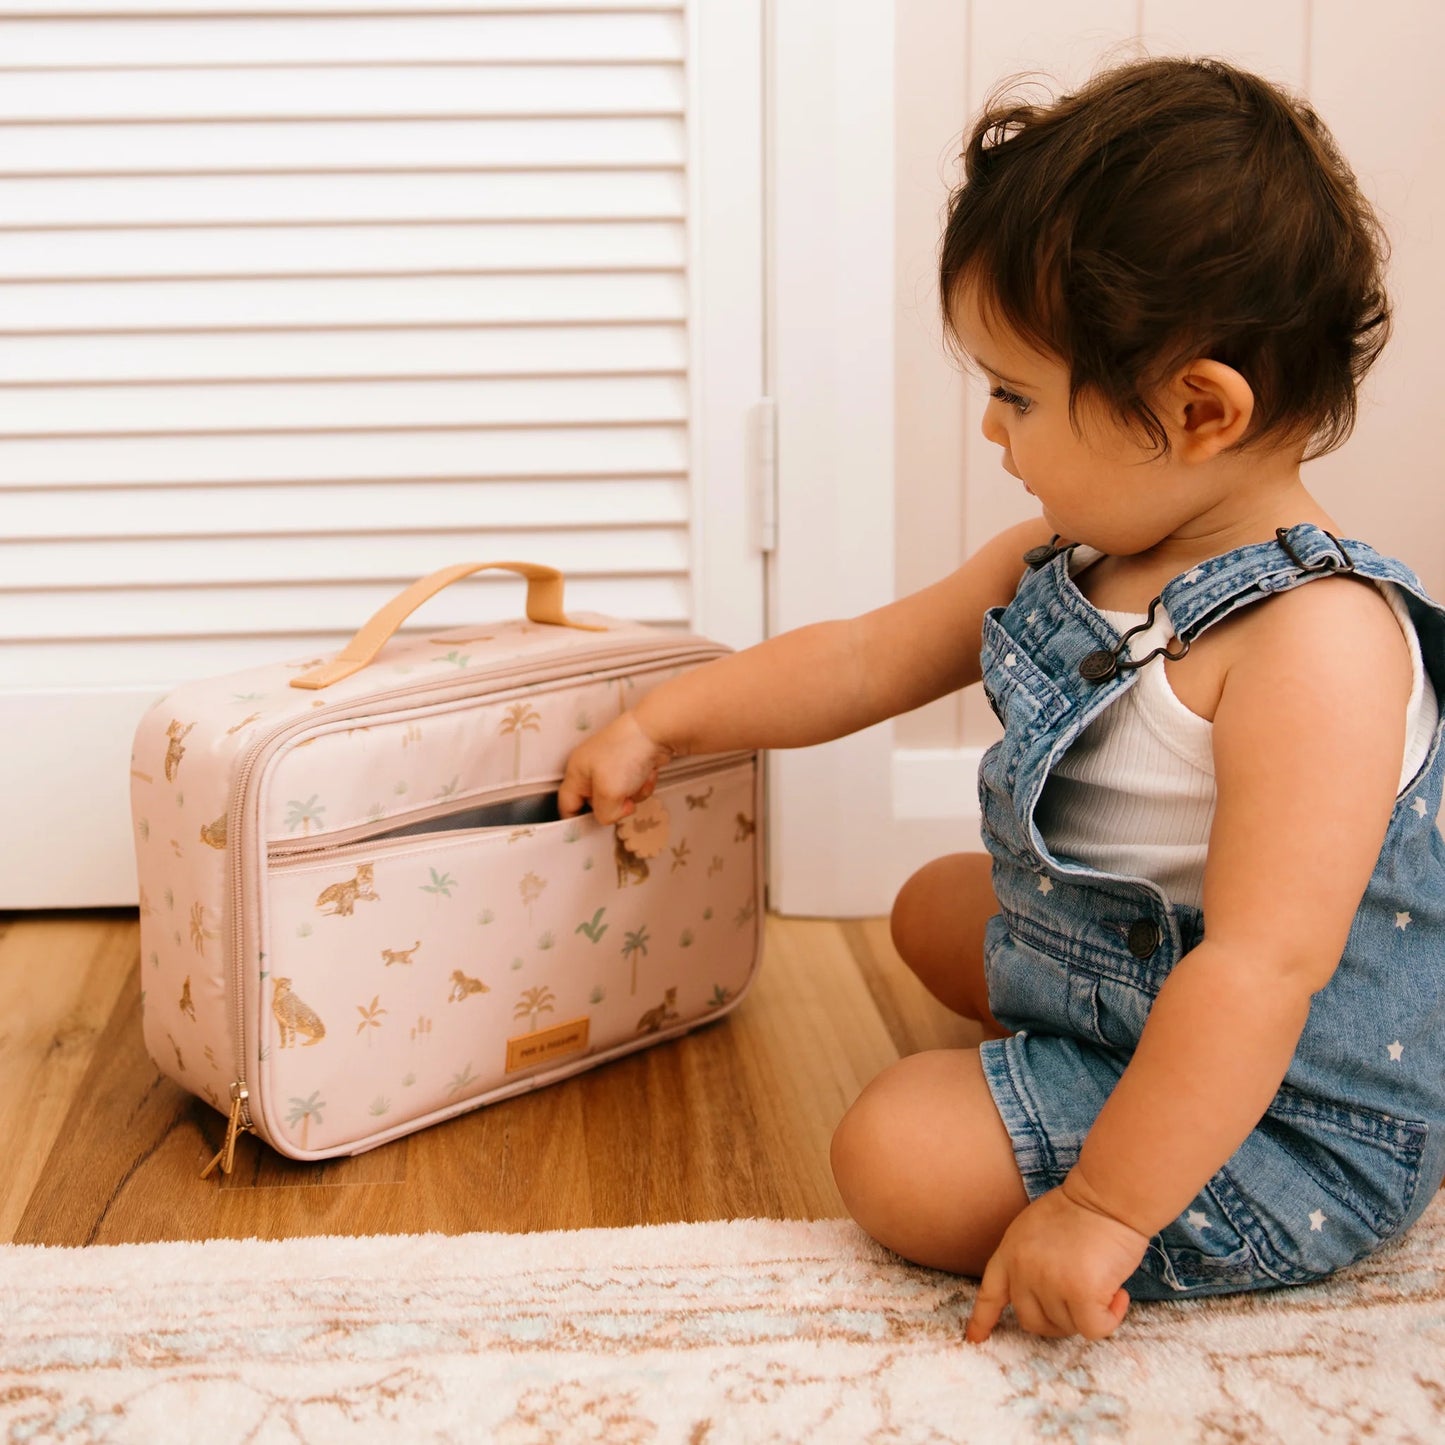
top-left (1159, 522), bottom-right (1430, 645)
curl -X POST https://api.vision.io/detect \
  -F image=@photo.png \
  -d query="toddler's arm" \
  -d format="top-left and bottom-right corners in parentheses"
top-left (558, 517), bottom-right (1054, 822)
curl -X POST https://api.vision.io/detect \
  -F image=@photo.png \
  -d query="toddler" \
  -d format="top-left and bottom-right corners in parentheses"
top-left (558, 57), bottom-right (1445, 1342)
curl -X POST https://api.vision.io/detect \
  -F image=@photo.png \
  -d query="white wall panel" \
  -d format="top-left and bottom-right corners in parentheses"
top-left (1302, 1), bottom-right (1445, 599)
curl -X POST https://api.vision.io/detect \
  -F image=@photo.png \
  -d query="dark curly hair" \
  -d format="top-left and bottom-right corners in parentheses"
top-left (939, 56), bottom-right (1391, 459)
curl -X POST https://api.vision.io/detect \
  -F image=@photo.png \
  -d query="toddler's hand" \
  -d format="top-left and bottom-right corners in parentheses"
top-left (558, 711), bottom-right (674, 825)
top-left (965, 1182), bottom-right (1147, 1343)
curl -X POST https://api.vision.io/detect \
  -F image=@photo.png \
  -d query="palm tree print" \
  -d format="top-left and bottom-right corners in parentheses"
top-left (189, 901), bottom-right (218, 955)
top-left (355, 995), bottom-right (387, 1043)
top-left (621, 925), bottom-right (651, 995)
top-left (498, 702), bottom-right (542, 779)
top-left (422, 868), bottom-right (457, 899)
top-left (287, 1092), bottom-right (325, 1149)
top-left (519, 871), bottom-right (546, 923)
top-left (448, 1063), bottom-right (478, 1096)
top-left (514, 985), bottom-right (556, 1031)
top-left (575, 907), bottom-right (608, 944)
top-left (284, 795), bottom-right (325, 835)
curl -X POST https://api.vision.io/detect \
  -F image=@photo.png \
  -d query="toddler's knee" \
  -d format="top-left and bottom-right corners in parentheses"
top-left (888, 860), bottom-right (939, 968)
top-left (830, 1094), bottom-right (874, 1209)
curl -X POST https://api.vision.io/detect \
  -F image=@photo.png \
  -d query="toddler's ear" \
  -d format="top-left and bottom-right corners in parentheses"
top-left (1167, 359), bottom-right (1254, 461)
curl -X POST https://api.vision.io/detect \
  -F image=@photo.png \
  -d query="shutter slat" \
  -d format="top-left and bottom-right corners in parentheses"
top-left (0, 170), bottom-right (685, 226)
top-left (6, 477), bottom-right (689, 539)
top-left (1, 528), bottom-right (689, 592)
top-left (0, 117), bottom-right (687, 175)
top-left (0, 323), bottom-right (688, 382)
top-left (0, 64), bottom-right (683, 123)
top-left (0, 2), bottom-right (682, 12)
top-left (0, 424), bottom-right (689, 485)
top-left (0, 273), bottom-right (686, 330)
top-left (0, 375), bottom-right (689, 434)
top-left (0, 223), bottom-right (686, 280)
top-left (1, 577), bottom-right (692, 646)
top-left (0, 14), bottom-right (685, 67)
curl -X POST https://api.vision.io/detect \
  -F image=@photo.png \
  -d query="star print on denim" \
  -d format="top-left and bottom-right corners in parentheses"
top-left (1396, 912), bottom-right (1413, 930)
top-left (1389, 1041), bottom-right (1405, 1062)
top-left (1309, 1211), bottom-right (1327, 1233)
top-left (1187, 1210), bottom-right (1209, 1229)
top-left (1411, 797), bottom-right (1429, 817)
top-left (1036, 876), bottom-right (1053, 895)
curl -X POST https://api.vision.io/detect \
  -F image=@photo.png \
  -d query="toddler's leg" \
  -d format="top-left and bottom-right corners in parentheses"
top-left (890, 852), bottom-right (1007, 1038)
top-left (830, 1048), bottom-right (1028, 1274)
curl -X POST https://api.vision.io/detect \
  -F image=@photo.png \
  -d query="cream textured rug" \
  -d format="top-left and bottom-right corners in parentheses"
top-left (4, 1197), bottom-right (1444, 1444)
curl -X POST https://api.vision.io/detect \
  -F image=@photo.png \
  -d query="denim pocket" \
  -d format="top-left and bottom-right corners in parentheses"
top-left (1260, 1085), bottom-right (1426, 1240)
top-left (1076, 972), bottom-right (1155, 1051)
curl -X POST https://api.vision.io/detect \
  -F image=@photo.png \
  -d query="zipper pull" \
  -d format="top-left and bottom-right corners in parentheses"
top-left (200, 1082), bottom-right (252, 1179)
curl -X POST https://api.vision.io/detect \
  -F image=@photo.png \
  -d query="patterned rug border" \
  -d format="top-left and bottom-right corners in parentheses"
top-left (4, 1199), bottom-right (1443, 1443)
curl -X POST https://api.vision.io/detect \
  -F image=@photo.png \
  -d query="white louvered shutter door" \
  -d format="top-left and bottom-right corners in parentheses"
top-left (0, 0), bottom-right (765, 906)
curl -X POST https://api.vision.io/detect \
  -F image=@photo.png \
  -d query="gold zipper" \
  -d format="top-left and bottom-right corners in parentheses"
top-left (199, 1081), bottom-right (253, 1179)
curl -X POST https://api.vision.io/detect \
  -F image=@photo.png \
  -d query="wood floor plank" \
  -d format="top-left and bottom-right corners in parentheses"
top-left (0, 910), bottom-right (135, 1242)
top-left (6, 908), bottom-right (951, 1243)
top-left (841, 917), bottom-right (984, 1056)
top-left (717, 916), bottom-right (907, 1220)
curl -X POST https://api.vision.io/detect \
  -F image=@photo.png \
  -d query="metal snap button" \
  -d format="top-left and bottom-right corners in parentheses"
top-left (1127, 919), bottom-right (1161, 958)
top-left (1079, 649), bottom-right (1118, 682)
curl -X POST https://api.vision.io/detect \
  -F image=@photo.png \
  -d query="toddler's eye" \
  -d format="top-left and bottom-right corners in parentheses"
top-left (989, 385), bottom-right (1033, 415)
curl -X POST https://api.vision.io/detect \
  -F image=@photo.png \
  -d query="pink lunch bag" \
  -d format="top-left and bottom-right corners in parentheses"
top-left (129, 562), bottom-right (763, 1178)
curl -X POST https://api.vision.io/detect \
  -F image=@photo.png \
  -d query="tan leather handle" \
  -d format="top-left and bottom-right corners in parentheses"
top-left (290, 561), bottom-right (606, 690)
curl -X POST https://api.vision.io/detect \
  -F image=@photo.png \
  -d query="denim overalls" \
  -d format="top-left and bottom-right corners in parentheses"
top-left (976, 521), bottom-right (1445, 1299)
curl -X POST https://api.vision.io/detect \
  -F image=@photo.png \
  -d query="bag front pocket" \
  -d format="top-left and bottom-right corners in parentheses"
top-left (257, 755), bottom-right (760, 1156)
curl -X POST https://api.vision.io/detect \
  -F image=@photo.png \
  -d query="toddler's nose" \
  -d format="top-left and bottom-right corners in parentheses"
top-left (980, 401), bottom-right (1009, 449)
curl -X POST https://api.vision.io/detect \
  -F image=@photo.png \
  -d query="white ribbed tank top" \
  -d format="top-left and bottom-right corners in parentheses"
top-left (1035, 578), bottom-right (1438, 911)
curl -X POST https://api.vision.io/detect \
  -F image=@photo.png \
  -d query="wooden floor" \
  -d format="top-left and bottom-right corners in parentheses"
top-left (0, 908), bottom-right (980, 1246)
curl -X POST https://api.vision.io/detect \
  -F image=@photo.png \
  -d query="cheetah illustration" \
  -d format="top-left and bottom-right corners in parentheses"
top-left (381, 940), bottom-right (421, 968)
top-left (448, 969), bottom-right (489, 1003)
top-left (163, 720), bottom-right (195, 782)
top-left (636, 987), bottom-right (680, 1035)
top-left (315, 863), bottom-right (379, 917)
top-left (685, 787), bottom-right (713, 810)
top-left (614, 831), bottom-right (650, 888)
top-left (735, 812), bottom-right (756, 843)
top-left (272, 977), bottom-right (326, 1048)
top-left (179, 976), bottom-right (195, 1021)
top-left (199, 813), bottom-right (228, 850)
top-left (225, 712), bottom-right (262, 737)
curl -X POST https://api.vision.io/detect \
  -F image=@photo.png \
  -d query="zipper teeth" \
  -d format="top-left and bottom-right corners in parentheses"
top-left (226, 636), bottom-right (728, 1132)
top-left (268, 751), bottom-right (751, 864)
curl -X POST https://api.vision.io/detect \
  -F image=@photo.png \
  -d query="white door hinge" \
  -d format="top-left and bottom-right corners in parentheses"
top-left (751, 397), bottom-right (778, 553)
